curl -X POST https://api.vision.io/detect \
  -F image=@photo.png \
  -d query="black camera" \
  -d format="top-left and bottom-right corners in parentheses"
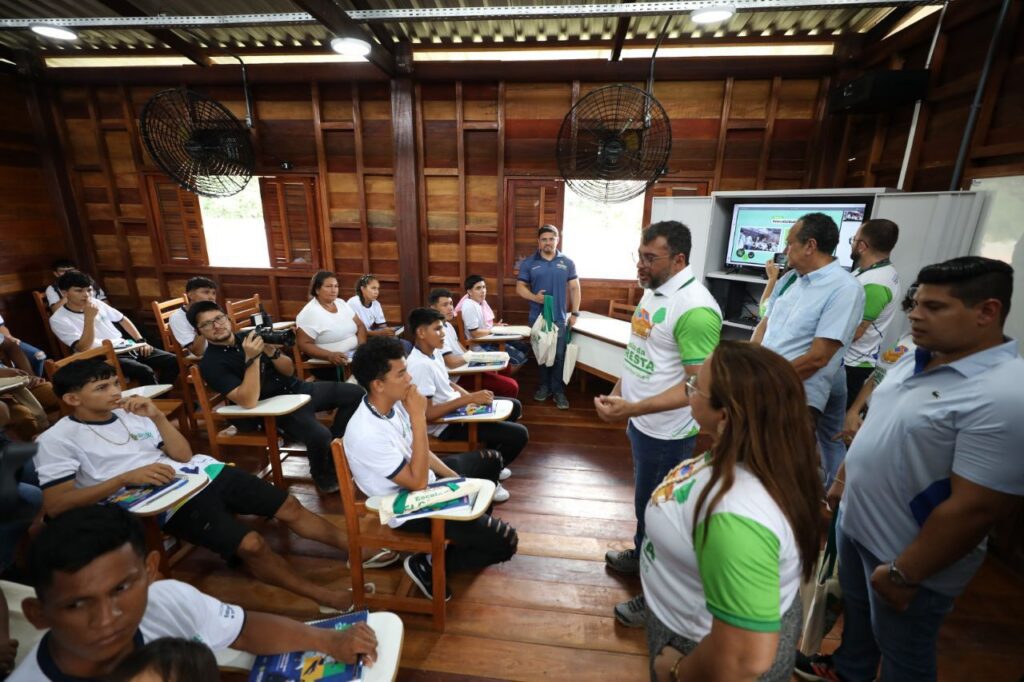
top-left (249, 310), bottom-right (295, 347)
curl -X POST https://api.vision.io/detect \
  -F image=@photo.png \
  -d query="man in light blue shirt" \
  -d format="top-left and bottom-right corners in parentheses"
top-left (796, 257), bottom-right (1024, 682)
top-left (753, 212), bottom-right (863, 481)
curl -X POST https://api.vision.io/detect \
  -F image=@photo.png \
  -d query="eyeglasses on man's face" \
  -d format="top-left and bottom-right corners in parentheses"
top-left (633, 252), bottom-right (673, 267)
top-left (197, 313), bottom-right (230, 331)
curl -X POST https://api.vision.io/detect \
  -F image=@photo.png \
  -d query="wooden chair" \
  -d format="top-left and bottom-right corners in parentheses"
top-left (43, 340), bottom-right (183, 422)
top-left (188, 365), bottom-right (310, 489)
top-left (455, 313), bottom-right (506, 353)
top-left (226, 294), bottom-right (263, 331)
top-left (151, 296), bottom-right (200, 435)
top-left (32, 289), bottom-right (68, 358)
top-left (331, 439), bottom-right (450, 631)
top-left (290, 343), bottom-right (347, 382)
top-left (608, 300), bottom-right (635, 321)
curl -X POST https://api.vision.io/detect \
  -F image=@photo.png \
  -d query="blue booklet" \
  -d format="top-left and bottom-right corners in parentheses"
top-left (105, 475), bottom-right (188, 511)
top-left (448, 403), bottom-right (495, 418)
top-left (248, 610), bottom-right (368, 681)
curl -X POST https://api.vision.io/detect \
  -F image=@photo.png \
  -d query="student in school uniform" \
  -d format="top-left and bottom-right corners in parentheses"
top-left (49, 270), bottom-right (178, 387)
top-left (34, 358), bottom-right (361, 612)
top-left (428, 288), bottom-right (518, 398)
top-left (0, 313), bottom-right (46, 376)
top-left (8, 505), bottom-right (377, 682)
top-left (44, 258), bottom-right (108, 313)
top-left (347, 275), bottom-right (396, 337)
top-left (405, 307), bottom-right (530, 499)
top-left (344, 336), bottom-right (518, 602)
top-left (457, 275), bottom-right (529, 370)
top-left (167, 276), bottom-right (219, 357)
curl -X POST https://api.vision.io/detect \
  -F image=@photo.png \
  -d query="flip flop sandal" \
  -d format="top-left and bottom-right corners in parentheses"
top-left (320, 583), bottom-right (377, 615)
top-left (363, 549), bottom-right (401, 569)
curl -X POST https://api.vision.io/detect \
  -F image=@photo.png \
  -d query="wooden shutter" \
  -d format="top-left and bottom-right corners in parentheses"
top-left (147, 176), bottom-right (208, 265)
top-left (504, 178), bottom-right (564, 276)
top-left (641, 180), bottom-right (710, 226)
top-left (259, 176), bottom-right (320, 269)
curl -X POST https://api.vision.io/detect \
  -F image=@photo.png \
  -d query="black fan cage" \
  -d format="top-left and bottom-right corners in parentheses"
top-left (140, 88), bottom-right (255, 198)
top-left (556, 83), bottom-right (672, 203)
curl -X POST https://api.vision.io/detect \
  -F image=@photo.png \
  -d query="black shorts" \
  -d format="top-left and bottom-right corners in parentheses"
top-left (162, 466), bottom-right (288, 560)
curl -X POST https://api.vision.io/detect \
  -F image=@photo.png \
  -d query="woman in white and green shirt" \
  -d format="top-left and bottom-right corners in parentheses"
top-left (641, 341), bottom-right (822, 682)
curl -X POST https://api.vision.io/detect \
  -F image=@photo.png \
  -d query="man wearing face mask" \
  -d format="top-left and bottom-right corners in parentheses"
top-left (593, 220), bottom-right (722, 629)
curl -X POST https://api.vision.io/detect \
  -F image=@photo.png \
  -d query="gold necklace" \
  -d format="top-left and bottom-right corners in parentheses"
top-left (84, 415), bottom-right (134, 446)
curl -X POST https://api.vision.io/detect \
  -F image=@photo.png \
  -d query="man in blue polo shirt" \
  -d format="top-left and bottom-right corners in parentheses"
top-left (797, 256), bottom-right (1024, 682)
top-left (753, 212), bottom-right (863, 483)
top-left (516, 225), bottom-right (581, 410)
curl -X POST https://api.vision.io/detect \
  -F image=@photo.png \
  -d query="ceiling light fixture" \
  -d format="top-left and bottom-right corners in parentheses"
top-left (691, 5), bottom-right (736, 25)
top-left (31, 24), bottom-right (78, 40)
top-left (330, 36), bottom-right (370, 57)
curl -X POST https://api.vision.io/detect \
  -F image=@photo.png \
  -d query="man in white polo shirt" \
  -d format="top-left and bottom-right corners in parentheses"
top-left (797, 257), bottom-right (1024, 682)
top-left (593, 220), bottom-right (722, 628)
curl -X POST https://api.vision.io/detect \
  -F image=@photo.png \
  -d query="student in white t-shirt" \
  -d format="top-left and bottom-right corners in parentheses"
top-left (49, 270), bottom-right (178, 387)
top-left (9, 505), bottom-right (377, 682)
top-left (167, 276), bottom-right (219, 357)
top-left (404, 308), bottom-right (528, 497)
top-left (428, 288), bottom-right (519, 399)
top-left (0, 313), bottom-right (47, 376)
top-left (296, 271), bottom-right (368, 381)
top-left (457, 275), bottom-right (528, 367)
top-left (347, 275), bottom-right (395, 337)
top-left (44, 258), bottom-right (107, 313)
top-left (344, 336), bottom-right (517, 603)
top-left (642, 341), bottom-right (821, 682)
top-left (35, 358), bottom-right (360, 613)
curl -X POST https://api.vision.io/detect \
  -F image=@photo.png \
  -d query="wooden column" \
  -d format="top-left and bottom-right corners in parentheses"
top-left (391, 76), bottom-right (422, 316)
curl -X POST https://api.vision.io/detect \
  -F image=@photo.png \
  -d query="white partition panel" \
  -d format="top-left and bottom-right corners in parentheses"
top-left (650, 196), bottom-right (714, 280)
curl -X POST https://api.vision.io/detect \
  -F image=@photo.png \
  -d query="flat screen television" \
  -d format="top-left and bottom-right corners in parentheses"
top-left (724, 203), bottom-right (868, 270)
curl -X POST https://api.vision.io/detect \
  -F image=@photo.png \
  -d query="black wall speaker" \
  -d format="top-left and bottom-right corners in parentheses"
top-left (830, 70), bottom-right (930, 113)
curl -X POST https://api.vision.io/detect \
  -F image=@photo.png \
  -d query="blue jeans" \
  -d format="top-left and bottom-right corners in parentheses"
top-left (537, 320), bottom-right (568, 394)
top-left (18, 340), bottom-right (47, 376)
top-left (0, 459), bottom-right (41, 572)
top-left (627, 422), bottom-right (696, 551)
top-left (833, 521), bottom-right (956, 682)
top-left (817, 368), bottom-right (847, 488)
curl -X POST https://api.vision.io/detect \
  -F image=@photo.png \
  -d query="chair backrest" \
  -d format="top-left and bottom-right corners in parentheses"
top-left (330, 438), bottom-right (366, 540)
top-left (226, 294), bottom-right (262, 331)
top-left (151, 296), bottom-right (187, 348)
top-left (188, 364), bottom-right (225, 425)
top-left (607, 300), bottom-right (634, 321)
top-left (454, 313), bottom-right (470, 345)
top-left (32, 290), bottom-right (66, 358)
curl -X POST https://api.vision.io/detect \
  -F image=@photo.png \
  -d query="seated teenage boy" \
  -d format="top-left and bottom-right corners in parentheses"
top-left (0, 313), bottom-right (47, 376)
top-left (9, 505), bottom-right (377, 681)
top-left (48, 271), bottom-right (178, 387)
top-left (428, 288), bottom-right (518, 399)
top-left (35, 358), bottom-right (358, 611)
top-left (44, 258), bottom-right (108, 313)
top-left (458, 275), bottom-right (529, 369)
top-left (168, 276), bottom-right (218, 357)
top-left (405, 308), bottom-right (529, 495)
top-left (345, 337), bottom-right (518, 601)
top-left (190, 300), bottom-right (364, 493)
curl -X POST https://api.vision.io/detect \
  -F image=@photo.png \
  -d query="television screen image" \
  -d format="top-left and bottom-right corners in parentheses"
top-left (725, 203), bottom-right (868, 270)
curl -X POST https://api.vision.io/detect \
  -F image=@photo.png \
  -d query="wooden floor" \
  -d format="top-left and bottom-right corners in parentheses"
top-left (175, 370), bottom-right (1024, 681)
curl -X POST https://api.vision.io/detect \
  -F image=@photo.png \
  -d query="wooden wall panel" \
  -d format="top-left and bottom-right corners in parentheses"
top-left (829, 0), bottom-right (1024, 190)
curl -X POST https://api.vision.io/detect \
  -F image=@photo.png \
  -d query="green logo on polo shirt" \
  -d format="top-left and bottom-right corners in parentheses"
top-left (652, 307), bottom-right (667, 325)
top-left (643, 537), bottom-right (656, 563)
top-left (625, 343), bottom-right (655, 377)
top-left (674, 480), bottom-right (695, 504)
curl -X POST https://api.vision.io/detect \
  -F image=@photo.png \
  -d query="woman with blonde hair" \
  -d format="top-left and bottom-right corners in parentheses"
top-left (643, 340), bottom-right (822, 682)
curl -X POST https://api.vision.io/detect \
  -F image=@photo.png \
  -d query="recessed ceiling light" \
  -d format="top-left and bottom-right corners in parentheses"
top-left (691, 6), bottom-right (736, 25)
top-left (330, 36), bottom-right (370, 57)
top-left (31, 24), bottom-right (78, 40)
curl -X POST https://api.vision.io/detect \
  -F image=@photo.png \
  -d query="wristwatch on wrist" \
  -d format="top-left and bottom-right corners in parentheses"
top-left (888, 560), bottom-right (917, 587)
top-left (269, 348), bottom-right (282, 360)
top-left (570, 311), bottom-right (579, 317)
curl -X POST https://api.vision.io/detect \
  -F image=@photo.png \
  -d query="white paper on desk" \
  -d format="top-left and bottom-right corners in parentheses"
top-left (489, 325), bottom-right (530, 336)
top-left (463, 350), bottom-right (509, 364)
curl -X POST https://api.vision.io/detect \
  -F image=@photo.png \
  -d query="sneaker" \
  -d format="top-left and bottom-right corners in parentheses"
top-left (605, 548), bottom-right (639, 574)
top-left (794, 653), bottom-right (842, 681)
top-left (493, 483), bottom-right (510, 502)
top-left (312, 473), bottom-right (340, 494)
top-left (403, 553), bottom-right (453, 602)
top-left (613, 593), bottom-right (647, 628)
top-left (534, 386), bottom-right (551, 401)
top-left (499, 467), bottom-right (512, 481)
top-left (553, 393), bottom-right (570, 410)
